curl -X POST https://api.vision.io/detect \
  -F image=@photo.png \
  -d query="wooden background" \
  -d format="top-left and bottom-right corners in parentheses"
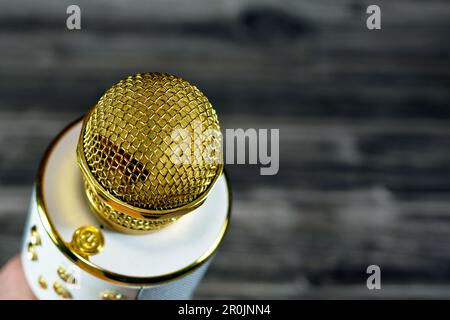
top-left (1, 0), bottom-right (450, 298)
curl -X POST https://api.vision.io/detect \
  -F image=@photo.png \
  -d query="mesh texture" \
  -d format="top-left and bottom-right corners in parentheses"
top-left (81, 73), bottom-right (222, 211)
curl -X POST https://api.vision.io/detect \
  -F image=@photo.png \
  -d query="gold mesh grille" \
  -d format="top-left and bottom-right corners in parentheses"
top-left (77, 73), bottom-right (223, 231)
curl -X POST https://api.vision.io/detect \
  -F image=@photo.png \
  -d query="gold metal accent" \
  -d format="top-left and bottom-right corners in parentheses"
top-left (57, 266), bottom-right (77, 284)
top-left (53, 281), bottom-right (72, 299)
top-left (70, 226), bottom-right (104, 257)
top-left (27, 242), bottom-right (38, 261)
top-left (83, 180), bottom-right (170, 234)
top-left (101, 290), bottom-right (125, 300)
top-left (77, 73), bottom-right (223, 232)
top-left (38, 276), bottom-right (47, 289)
top-left (35, 104), bottom-right (231, 286)
top-left (30, 225), bottom-right (41, 246)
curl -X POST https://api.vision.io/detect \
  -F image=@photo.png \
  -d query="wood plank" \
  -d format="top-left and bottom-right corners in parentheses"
top-left (1, 0), bottom-right (450, 299)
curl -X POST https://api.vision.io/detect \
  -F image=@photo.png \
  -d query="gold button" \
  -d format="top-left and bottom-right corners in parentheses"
top-left (30, 225), bottom-right (41, 246)
top-left (57, 266), bottom-right (77, 284)
top-left (70, 226), bottom-right (104, 257)
top-left (27, 242), bottom-right (38, 261)
top-left (101, 290), bottom-right (125, 300)
top-left (38, 276), bottom-right (47, 289)
top-left (53, 281), bottom-right (72, 299)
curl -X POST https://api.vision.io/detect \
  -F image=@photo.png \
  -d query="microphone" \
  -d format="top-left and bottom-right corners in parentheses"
top-left (78, 73), bottom-right (224, 233)
top-left (21, 73), bottom-right (231, 299)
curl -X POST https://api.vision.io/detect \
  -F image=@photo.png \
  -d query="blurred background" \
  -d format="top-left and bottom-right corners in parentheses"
top-left (1, 0), bottom-right (450, 298)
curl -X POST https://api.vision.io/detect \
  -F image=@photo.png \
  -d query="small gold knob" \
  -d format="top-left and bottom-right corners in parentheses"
top-left (70, 226), bottom-right (104, 257)
top-left (38, 276), bottom-right (47, 289)
top-left (30, 225), bottom-right (41, 246)
top-left (57, 266), bottom-right (77, 284)
top-left (53, 281), bottom-right (72, 299)
top-left (101, 290), bottom-right (125, 300)
top-left (27, 242), bottom-right (38, 261)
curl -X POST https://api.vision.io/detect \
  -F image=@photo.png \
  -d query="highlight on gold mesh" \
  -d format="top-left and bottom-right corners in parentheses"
top-left (77, 73), bottom-right (224, 233)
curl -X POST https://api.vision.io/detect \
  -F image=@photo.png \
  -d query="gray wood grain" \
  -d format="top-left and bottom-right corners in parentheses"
top-left (0, 0), bottom-right (450, 299)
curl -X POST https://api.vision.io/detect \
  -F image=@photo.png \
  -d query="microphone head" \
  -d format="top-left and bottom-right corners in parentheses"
top-left (77, 73), bottom-right (223, 233)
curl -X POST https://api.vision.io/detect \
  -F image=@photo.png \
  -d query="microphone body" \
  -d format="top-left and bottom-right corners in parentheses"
top-left (21, 74), bottom-right (231, 300)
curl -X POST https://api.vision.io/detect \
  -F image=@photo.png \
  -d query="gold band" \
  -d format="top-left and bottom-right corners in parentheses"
top-left (82, 177), bottom-right (176, 233)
